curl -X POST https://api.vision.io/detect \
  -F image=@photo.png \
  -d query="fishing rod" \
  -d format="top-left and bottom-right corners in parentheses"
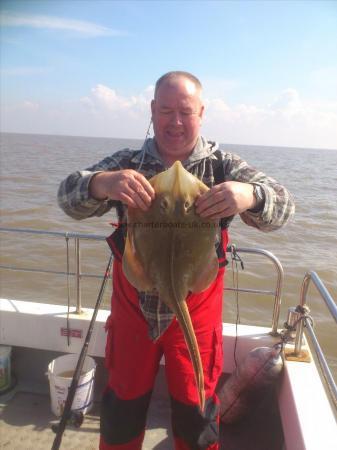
top-left (51, 252), bottom-right (114, 450)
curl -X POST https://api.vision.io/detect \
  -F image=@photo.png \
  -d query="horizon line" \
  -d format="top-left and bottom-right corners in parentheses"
top-left (1, 130), bottom-right (336, 152)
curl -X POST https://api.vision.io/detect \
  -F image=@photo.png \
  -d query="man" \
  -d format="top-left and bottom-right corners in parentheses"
top-left (58, 71), bottom-right (294, 450)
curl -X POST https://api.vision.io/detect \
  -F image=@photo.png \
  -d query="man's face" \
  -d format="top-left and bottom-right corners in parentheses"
top-left (151, 77), bottom-right (204, 163)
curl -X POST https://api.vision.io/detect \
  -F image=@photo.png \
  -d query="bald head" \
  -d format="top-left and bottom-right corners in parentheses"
top-left (154, 71), bottom-right (203, 99)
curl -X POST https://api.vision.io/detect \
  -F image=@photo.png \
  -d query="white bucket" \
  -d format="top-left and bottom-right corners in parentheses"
top-left (0, 345), bottom-right (12, 392)
top-left (47, 354), bottom-right (96, 417)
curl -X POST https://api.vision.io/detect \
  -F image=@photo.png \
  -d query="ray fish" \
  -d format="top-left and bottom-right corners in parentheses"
top-left (122, 161), bottom-right (219, 411)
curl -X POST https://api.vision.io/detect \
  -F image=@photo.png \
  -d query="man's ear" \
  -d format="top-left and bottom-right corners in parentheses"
top-left (199, 104), bottom-right (205, 121)
top-left (151, 99), bottom-right (155, 117)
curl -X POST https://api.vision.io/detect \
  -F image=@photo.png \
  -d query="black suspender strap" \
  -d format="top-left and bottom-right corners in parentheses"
top-left (212, 149), bottom-right (226, 185)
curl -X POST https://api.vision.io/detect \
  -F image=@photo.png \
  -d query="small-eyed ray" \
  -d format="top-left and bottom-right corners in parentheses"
top-left (122, 161), bottom-right (219, 411)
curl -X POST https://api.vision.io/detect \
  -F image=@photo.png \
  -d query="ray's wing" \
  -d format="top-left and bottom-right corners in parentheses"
top-left (187, 227), bottom-right (219, 293)
top-left (122, 209), bottom-right (154, 292)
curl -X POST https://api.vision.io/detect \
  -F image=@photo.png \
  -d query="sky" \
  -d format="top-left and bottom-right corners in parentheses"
top-left (1, 0), bottom-right (336, 149)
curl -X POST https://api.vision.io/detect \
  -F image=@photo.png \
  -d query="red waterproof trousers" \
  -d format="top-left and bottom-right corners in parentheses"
top-left (100, 258), bottom-right (225, 450)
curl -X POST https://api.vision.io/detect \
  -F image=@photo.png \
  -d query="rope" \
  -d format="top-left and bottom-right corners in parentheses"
top-left (229, 245), bottom-right (245, 368)
top-left (137, 119), bottom-right (153, 171)
top-left (279, 305), bottom-right (314, 349)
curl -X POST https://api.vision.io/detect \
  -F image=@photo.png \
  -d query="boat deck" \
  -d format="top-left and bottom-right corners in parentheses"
top-left (3, 315), bottom-right (337, 450)
top-left (0, 351), bottom-right (284, 450)
top-left (0, 390), bottom-right (174, 450)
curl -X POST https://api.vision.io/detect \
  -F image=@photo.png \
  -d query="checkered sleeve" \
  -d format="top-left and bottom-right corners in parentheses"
top-left (223, 152), bottom-right (295, 232)
top-left (57, 150), bottom-right (133, 220)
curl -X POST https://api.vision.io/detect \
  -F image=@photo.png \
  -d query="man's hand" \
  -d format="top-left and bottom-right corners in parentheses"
top-left (195, 181), bottom-right (256, 220)
top-left (89, 170), bottom-right (155, 210)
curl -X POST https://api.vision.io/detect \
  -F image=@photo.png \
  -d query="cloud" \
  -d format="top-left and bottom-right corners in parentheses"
top-left (81, 84), bottom-right (154, 115)
top-left (81, 85), bottom-right (134, 111)
top-left (204, 88), bottom-right (337, 148)
top-left (1, 85), bottom-right (336, 149)
top-left (77, 84), bottom-right (154, 136)
top-left (269, 89), bottom-right (302, 114)
top-left (0, 11), bottom-right (128, 37)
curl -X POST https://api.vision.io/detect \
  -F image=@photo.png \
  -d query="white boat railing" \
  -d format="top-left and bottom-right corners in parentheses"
top-left (0, 227), bottom-right (106, 314)
top-left (1, 227), bottom-right (336, 411)
top-left (294, 271), bottom-right (337, 407)
top-left (0, 226), bottom-right (283, 331)
top-left (225, 245), bottom-right (284, 336)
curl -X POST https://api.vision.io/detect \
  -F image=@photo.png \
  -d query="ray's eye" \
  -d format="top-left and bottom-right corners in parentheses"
top-left (160, 198), bottom-right (169, 213)
top-left (184, 200), bottom-right (192, 212)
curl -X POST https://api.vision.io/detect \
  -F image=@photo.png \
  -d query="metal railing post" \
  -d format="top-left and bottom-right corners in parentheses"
top-left (294, 272), bottom-right (310, 354)
top-left (75, 237), bottom-right (82, 314)
top-left (295, 271), bottom-right (337, 355)
top-left (226, 246), bottom-right (284, 335)
top-left (293, 271), bottom-right (337, 407)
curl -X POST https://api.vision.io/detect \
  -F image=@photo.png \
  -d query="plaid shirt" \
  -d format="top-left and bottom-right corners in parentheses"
top-left (58, 136), bottom-right (295, 338)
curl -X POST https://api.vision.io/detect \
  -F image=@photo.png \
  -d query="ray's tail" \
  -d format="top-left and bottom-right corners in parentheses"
top-left (173, 299), bottom-right (205, 412)
top-left (167, 228), bottom-right (206, 412)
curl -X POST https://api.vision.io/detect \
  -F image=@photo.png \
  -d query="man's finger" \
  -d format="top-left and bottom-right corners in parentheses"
top-left (195, 189), bottom-right (213, 207)
top-left (133, 172), bottom-right (155, 199)
top-left (199, 203), bottom-right (233, 219)
top-left (120, 191), bottom-right (151, 211)
top-left (132, 191), bottom-right (152, 211)
top-left (196, 191), bottom-right (226, 215)
top-left (128, 180), bottom-right (153, 207)
top-left (119, 192), bottom-right (138, 209)
top-left (195, 184), bottom-right (224, 208)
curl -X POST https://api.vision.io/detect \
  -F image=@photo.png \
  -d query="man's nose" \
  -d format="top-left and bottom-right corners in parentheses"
top-left (170, 111), bottom-right (183, 125)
